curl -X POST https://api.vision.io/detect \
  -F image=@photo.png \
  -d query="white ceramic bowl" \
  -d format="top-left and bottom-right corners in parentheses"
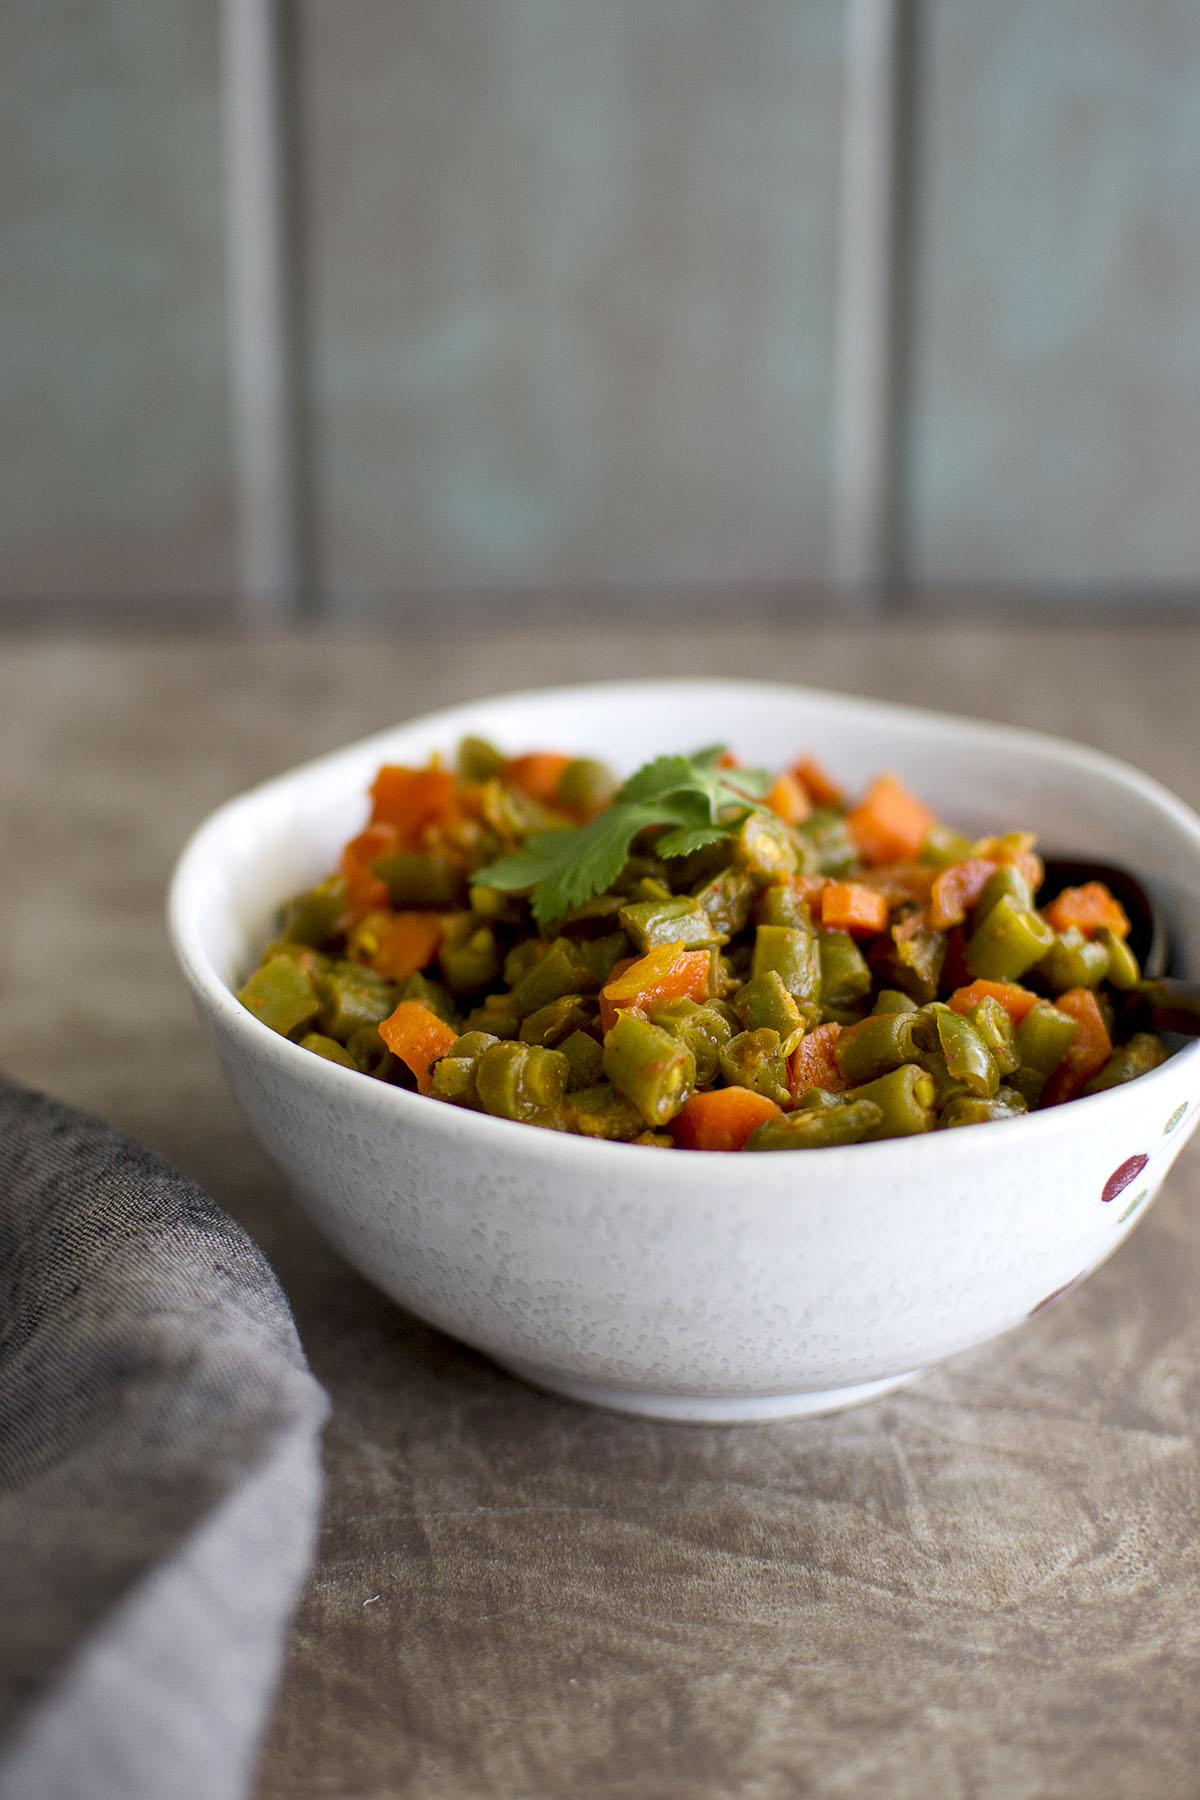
top-left (169, 681), bottom-right (1200, 1421)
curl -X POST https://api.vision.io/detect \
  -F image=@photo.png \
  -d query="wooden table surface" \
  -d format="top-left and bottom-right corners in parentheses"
top-left (4, 614), bottom-right (1200, 1800)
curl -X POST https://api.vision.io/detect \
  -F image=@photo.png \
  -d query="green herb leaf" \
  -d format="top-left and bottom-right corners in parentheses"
top-left (475, 744), bottom-right (771, 927)
top-left (652, 824), bottom-right (731, 861)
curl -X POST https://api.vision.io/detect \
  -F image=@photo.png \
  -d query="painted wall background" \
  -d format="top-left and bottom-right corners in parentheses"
top-left (2, 1), bottom-right (1197, 617)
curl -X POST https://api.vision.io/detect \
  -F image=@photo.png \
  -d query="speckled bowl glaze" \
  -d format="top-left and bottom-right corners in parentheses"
top-left (169, 681), bottom-right (1200, 1421)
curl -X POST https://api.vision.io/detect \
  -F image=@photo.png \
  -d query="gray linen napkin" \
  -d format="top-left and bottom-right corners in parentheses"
top-left (0, 1073), bottom-right (327, 1800)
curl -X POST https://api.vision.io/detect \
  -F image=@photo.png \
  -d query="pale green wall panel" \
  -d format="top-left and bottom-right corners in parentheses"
top-left (903, 0), bottom-right (1200, 587)
top-left (297, 0), bottom-right (846, 606)
top-left (1, 3), bottom-right (235, 604)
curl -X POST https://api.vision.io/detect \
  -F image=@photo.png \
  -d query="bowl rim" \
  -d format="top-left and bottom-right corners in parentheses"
top-left (168, 676), bottom-right (1200, 1177)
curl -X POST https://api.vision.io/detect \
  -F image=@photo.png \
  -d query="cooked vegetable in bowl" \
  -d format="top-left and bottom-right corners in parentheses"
top-left (236, 735), bottom-right (1170, 1150)
top-left (169, 680), bottom-right (1200, 1419)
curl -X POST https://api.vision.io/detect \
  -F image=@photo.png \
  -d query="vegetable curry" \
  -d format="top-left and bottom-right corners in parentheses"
top-left (237, 737), bottom-right (1169, 1150)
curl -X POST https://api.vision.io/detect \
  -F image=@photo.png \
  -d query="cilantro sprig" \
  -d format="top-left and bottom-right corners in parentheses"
top-left (475, 745), bottom-right (770, 928)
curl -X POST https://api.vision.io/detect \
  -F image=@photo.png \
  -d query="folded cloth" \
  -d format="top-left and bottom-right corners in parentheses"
top-left (0, 1073), bottom-right (327, 1800)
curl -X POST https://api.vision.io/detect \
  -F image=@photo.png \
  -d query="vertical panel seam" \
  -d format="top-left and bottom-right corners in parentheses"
top-left (832, 0), bottom-right (907, 599)
top-left (220, 0), bottom-right (310, 621)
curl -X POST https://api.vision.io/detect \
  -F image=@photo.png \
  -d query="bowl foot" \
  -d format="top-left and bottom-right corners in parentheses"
top-left (495, 1360), bottom-right (924, 1423)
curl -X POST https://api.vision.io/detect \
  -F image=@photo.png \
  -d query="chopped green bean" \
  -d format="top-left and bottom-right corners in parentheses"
top-left (745, 1097), bottom-right (885, 1150)
top-left (756, 882), bottom-right (813, 930)
top-left (965, 894), bottom-right (1055, 983)
top-left (734, 970), bottom-right (806, 1053)
top-left (1082, 1031), bottom-right (1167, 1094)
top-left (476, 1040), bottom-right (569, 1123)
top-left (345, 1024), bottom-right (396, 1077)
top-left (314, 961), bottom-right (399, 1041)
top-left (1016, 999), bottom-right (1079, 1077)
top-left (965, 995), bottom-right (1018, 1077)
top-left (603, 1010), bottom-right (696, 1126)
top-left (871, 987), bottom-right (919, 1015)
top-left (298, 1031), bottom-right (358, 1069)
top-left (817, 930), bottom-right (873, 1010)
top-left (518, 994), bottom-right (596, 1047)
top-left (841, 1064), bottom-right (936, 1138)
top-left (507, 939), bottom-right (598, 1018)
top-left (279, 874), bottom-right (347, 946)
top-left (885, 920), bottom-right (946, 1003)
top-left (1036, 926), bottom-right (1110, 993)
top-left (934, 1007), bottom-right (1000, 1098)
top-left (558, 757), bottom-right (616, 814)
top-left (692, 866), bottom-right (757, 940)
top-left (647, 998), bottom-right (736, 1087)
top-left (238, 954), bottom-right (320, 1037)
top-left (374, 853), bottom-right (463, 908)
top-left (567, 1082), bottom-right (646, 1140)
top-left (794, 808), bottom-right (859, 876)
top-left (1095, 927), bottom-right (1141, 990)
top-left (718, 1029), bottom-right (791, 1106)
top-left (731, 809), bottom-right (799, 883)
top-left (751, 923), bottom-right (823, 1023)
top-left (833, 1010), bottom-right (924, 1084)
top-left (559, 1028), bottom-right (606, 1090)
top-left (457, 735), bottom-right (505, 781)
top-left (437, 916), bottom-right (503, 993)
top-left (972, 864), bottom-right (1035, 921)
top-left (937, 1088), bottom-right (1028, 1129)
top-left (619, 895), bottom-right (720, 952)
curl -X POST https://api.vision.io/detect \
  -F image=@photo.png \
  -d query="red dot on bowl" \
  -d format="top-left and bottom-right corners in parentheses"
top-left (1102, 1154), bottom-right (1148, 1205)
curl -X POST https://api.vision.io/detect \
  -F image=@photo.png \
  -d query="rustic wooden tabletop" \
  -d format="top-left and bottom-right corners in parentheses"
top-left (4, 612), bottom-right (1199, 1799)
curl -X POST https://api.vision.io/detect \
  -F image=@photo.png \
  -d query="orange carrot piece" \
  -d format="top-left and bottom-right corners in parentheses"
top-left (946, 979), bottom-right (1040, 1024)
top-left (1042, 881), bottom-right (1131, 941)
top-left (599, 944), bottom-right (714, 1033)
top-left (765, 772), bottom-right (812, 825)
top-left (791, 755), bottom-right (844, 809)
top-left (502, 751), bottom-right (572, 809)
top-left (379, 999), bottom-right (458, 1094)
top-left (1041, 988), bottom-right (1113, 1106)
top-left (340, 822), bottom-right (399, 918)
top-left (846, 772), bottom-right (936, 866)
top-left (819, 880), bottom-right (890, 936)
top-left (670, 1087), bottom-right (783, 1152)
top-left (355, 910), bottom-right (445, 981)
top-left (929, 857), bottom-right (997, 930)
top-left (787, 1022), bottom-right (847, 1099)
top-left (368, 763), bottom-right (458, 845)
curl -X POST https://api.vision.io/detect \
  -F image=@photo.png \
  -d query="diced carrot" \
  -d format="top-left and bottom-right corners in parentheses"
top-left (353, 910), bottom-right (445, 981)
top-left (670, 1087), bottom-right (783, 1152)
top-left (599, 944), bottom-right (714, 1033)
top-left (819, 880), bottom-right (890, 936)
top-left (368, 763), bottom-right (458, 845)
top-left (502, 751), bottom-right (572, 809)
top-left (946, 979), bottom-right (1040, 1024)
top-left (765, 772), bottom-right (812, 825)
top-left (379, 999), bottom-right (458, 1094)
top-left (1042, 881), bottom-right (1131, 941)
top-left (1041, 988), bottom-right (1113, 1106)
top-left (340, 822), bottom-right (399, 918)
top-left (791, 755), bottom-right (844, 809)
top-left (846, 772), bottom-right (936, 866)
top-left (787, 1022), bottom-right (847, 1099)
top-left (929, 857), bottom-right (997, 930)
